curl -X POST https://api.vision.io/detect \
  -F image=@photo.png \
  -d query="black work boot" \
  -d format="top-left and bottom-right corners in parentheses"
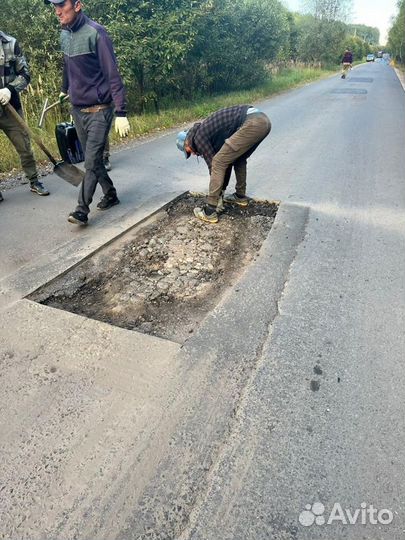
top-left (97, 194), bottom-right (120, 210)
top-left (68, 211), bottom-right (88, 225)
top-left (0, 192), bottom-right (3, 202)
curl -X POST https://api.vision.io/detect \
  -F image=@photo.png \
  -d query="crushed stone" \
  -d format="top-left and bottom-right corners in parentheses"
top-left (32, 193), bottom-right (278, 343)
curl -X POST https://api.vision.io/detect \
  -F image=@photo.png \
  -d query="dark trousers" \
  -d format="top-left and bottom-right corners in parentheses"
top-left (71, 107), bottom-right (116, 215)
top-left (103, 137), bottom-right (110, 160)
top-left (0, 107), bottom-right (38, 183)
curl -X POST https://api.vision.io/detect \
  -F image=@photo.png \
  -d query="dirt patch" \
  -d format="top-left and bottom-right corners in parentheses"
top-left (30, 193), bottom-right (278, 343)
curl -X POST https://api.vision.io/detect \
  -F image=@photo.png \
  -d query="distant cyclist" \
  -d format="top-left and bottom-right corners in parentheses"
top-left (341, 49), bottom-right (353, 79)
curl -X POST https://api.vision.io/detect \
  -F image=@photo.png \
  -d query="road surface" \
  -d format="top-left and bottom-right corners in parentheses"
top-left (0, 61), bottom-right (404, 539)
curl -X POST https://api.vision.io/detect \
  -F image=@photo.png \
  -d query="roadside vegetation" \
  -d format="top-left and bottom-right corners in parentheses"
top-left (0, 0), bottom-right (379, 175)
top-left (388, 0), bottom-right (405, 65)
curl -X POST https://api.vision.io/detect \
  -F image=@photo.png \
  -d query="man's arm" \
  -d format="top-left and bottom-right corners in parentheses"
top-left (96, 28), bottom-right (126, 116)
top-left (194, 133), bottom-right (216, 172)
top-left (61, 60), bottom-right (69, 94)
top-left (7, 40), bottom-right (30, 96)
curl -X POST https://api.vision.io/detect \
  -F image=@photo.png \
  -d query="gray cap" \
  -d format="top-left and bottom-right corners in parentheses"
top-left (44, 0), bottom-right (68, 4)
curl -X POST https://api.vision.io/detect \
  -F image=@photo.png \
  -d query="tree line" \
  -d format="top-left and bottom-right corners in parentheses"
top-left (0, 0), bottom-right (378, 115)
top-left (388, 0), bottom-right (405, 64)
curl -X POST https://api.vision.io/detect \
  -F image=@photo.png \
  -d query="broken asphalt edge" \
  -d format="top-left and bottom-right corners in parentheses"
top-left (109, 202), bottom-right (311, 540)
top-left (0, 189), bottom-right (186, 311)
top-left (0, 200), bottom-right (310, 540)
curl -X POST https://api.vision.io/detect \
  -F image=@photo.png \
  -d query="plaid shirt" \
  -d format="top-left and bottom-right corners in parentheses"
top-left (0, 31), bottom-right (30, 110)
top-left (187, 105), bottom-right (250, 171)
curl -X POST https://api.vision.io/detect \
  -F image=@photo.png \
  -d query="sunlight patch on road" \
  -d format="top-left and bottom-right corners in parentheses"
top-left (309, 202), bottom-right (405, 235)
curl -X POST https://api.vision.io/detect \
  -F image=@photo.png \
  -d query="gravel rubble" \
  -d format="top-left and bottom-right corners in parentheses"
top-left (32, 194), bottom-right (278, 342)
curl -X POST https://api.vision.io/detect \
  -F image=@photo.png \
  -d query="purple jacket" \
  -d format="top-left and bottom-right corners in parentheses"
top-left (342, 51), bottom-right (353, 63)
top-left (61, 12), bottom-right (127, 116)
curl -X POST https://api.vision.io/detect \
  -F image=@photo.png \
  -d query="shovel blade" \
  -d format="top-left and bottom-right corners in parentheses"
top-left (54, 161), bottom-right (84, 187)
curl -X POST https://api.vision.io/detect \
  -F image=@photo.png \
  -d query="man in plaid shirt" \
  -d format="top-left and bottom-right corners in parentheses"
top-left (176, 104), bottom-right (271, 223)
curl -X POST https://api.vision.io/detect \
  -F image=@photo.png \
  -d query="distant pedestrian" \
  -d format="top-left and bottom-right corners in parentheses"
top-left (45, 0), bottom-right (130, 225)
top-left (0, 30), bottom-right (50, 202)
top-left (176, 105), bottom-right (271, 223)
top-left (341, 49), bottom-right (353, 79)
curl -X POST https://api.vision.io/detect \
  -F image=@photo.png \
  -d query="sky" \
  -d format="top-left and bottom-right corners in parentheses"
top-left (282, 0), bottom-right (399, 44)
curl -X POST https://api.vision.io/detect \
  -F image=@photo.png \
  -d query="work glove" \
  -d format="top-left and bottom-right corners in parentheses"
top-left (115, 116), bottom-right (130, 137)
top-left (59, 92), bottom-right (69, 104)
top-left (0, 88), bottom-right (11, 106)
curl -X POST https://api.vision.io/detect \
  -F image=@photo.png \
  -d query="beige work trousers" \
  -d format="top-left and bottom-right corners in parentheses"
top-left (207, 112), bottom-right (271, 206)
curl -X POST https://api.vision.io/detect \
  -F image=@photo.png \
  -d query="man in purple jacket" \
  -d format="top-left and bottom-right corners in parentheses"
top-left (341, 49), bottom-right (353, 79)
top-left (45, 0), bottom-right (131, 225)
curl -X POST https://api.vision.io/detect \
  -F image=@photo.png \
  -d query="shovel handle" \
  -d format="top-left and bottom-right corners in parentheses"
top-left (5, 103), bottom-right (58, 166)
top-left (39, 98), bottom-right (68, 128)
top-left (45, 99), bottom-right (64, 113)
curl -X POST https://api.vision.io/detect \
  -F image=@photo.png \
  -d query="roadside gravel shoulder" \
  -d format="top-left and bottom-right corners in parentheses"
top-left (0, 162), bottom-right (53, 191)
top-left (394, 66), bottom-right (405, 91)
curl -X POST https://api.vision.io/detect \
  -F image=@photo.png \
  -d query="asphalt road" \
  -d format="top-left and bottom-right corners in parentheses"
top-left (0, 62), bottom-right (404, 540)
top-left (178, 63), bottom-right (405, 539)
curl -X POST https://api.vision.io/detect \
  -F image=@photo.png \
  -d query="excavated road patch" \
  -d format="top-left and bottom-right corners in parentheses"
top-left (30, 193), bottom-right (278, 343)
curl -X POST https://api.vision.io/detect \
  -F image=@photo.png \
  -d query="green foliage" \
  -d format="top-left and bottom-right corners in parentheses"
top-left (0, 0), bottom-right (380, 175)
top-left (0, 65), bottom-right (333, 175)
top-left (343, 35), bottom-right (372, 59)
top-left (185, 0), bottom-right (290, 94)
top-left (0, 0), bottom-right (375, 113)
top-left (388, 0), bottom-right (405, 63)
top-left (294, 13), bottom-right (347, 64)
top-left (303, 0), bottom-right (352, 22)
top-left (0, 0), bottom-right (62, 117)
top-left (84, 0), bottom-right (204, 111)
top-left (293, 10), bottom-right (376, 64)
top-left (348, 24), bottom-right (380, 45)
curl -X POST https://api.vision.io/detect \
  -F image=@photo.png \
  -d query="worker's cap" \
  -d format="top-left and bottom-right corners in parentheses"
top-left (176, 130), bottom-right (191, 159)
top-left (44, 0), bottom-right (77, 4)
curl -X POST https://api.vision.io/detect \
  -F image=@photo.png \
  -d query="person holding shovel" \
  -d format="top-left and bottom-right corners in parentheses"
top-left (0, 30), bottom-right (50, 203)
top-left (45, 0), bottom-right (130, 225)
top-left (176, 105), bottom-right (271, 223)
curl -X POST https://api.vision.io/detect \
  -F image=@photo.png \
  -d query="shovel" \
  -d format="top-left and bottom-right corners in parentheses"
top-left (5, 103), bottom-right (84, 187)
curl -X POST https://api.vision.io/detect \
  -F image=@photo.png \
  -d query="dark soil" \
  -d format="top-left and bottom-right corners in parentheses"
top-left (31, 193), bottom-right (278, 343)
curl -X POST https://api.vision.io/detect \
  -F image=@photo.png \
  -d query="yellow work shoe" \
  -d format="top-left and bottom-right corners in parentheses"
top-left (193, 205), bottom-right (219, 224)
top-left (224, 192), bottom-right (249, 207)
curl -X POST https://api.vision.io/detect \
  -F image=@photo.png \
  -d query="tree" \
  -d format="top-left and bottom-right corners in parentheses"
top-left (0, 0), bottom-right (62, 115)
top-left (295, 13), bottom-right (346, 64)
top-left (186, 0), bottom-right (290, 93)
top-left (85, 0), bottom-right (204, 111)
top-left (388, 0), bottom-right (405, 63)
top-left (348, 24), bottom-right (379, 46)
top-left (304, 0), bottom-right (352, 22)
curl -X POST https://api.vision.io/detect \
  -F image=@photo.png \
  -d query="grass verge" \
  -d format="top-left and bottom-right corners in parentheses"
top-left (0, 66), bottom-right (334, 178)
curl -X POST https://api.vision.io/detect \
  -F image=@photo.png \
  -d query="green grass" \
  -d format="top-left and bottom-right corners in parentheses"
top-left (0, 66), bottom-right (334, 177)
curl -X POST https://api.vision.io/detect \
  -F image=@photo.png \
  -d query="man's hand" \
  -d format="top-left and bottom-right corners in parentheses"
top-left (115, 116), bottom-right (130, 137)
top-left (0, 88), bottom-right (11, 106)
top-left (59, 92), bottom-right (69, 104)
